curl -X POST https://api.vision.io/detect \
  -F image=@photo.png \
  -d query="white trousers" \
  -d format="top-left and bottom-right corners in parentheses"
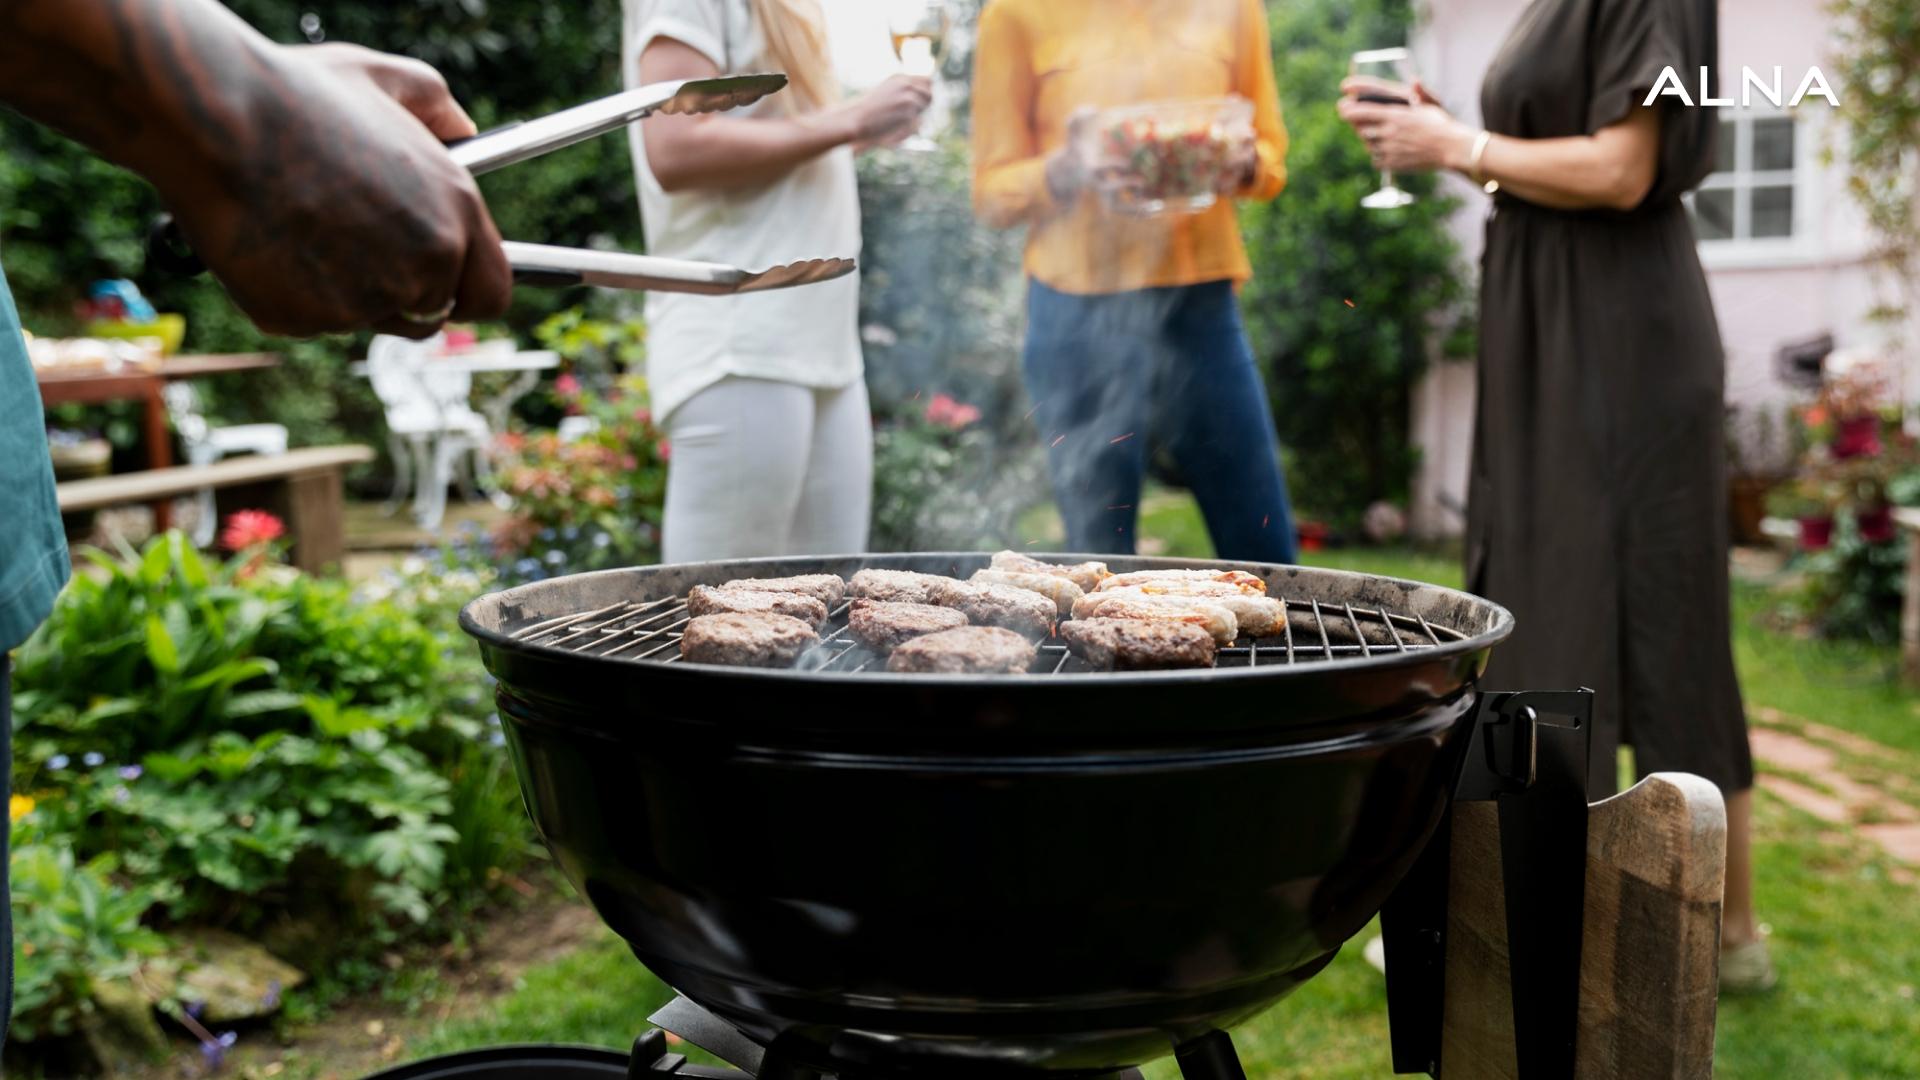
top-left (662, 376), bottom-right (873, 562)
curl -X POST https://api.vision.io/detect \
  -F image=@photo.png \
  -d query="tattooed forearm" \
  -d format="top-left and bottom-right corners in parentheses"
top-left (0, 0), bottom-right (282, 198)
top-left (0, 0), bottom-right (512, 335)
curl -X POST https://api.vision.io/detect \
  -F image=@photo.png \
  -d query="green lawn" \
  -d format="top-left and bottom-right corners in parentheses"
top-left (410, 493), bottom-right (1920, 1078)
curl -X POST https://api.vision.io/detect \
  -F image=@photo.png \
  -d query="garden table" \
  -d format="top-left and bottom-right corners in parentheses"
top-left (36, 352), bottom-right (279, 531)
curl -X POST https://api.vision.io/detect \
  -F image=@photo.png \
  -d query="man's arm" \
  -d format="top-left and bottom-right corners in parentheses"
top-left (0, 0), bottom-right (511, 337)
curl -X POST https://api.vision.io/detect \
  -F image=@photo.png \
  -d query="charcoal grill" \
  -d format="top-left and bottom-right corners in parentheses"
top-left (436, 554), bottom-right (1600, 1080)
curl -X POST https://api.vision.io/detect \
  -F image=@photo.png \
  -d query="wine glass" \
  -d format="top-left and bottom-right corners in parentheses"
top-left (887, 0), bottom-right (950, 152)
top-left (1350, 47), bottom-right (1418, 210)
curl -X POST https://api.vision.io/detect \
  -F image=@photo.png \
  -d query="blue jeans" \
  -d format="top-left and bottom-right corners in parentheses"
top-left (1022, 279), bottom-right (1298, 562)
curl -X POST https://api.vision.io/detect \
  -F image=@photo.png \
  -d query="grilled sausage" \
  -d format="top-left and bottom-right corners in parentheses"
top-left (1068, 594), bottom-right (1239, 644)
top-left (988, 550), bottom-right (1111, 592)
top-left (968, 568), bottom-right (1084, 616)
top-left (1082, 585), bottom-right (1286, 637)
top-left (1094, 569), bottom-right (1267, 595)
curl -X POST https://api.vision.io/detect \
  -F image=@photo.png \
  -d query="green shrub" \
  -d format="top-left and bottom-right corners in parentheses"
top-left (1240, 0), bottom-right (1472, 530)
top-left (6, 822), bottom-right (171, 1043)
top-left (10, 536), bottom-right (522, 939)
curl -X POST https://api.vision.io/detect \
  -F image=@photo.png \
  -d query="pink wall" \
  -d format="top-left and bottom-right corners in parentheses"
top-left (1406, 0), bottom-right (1891, 538)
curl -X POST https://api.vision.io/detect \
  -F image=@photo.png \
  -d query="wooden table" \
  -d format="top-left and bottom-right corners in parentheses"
top-left (36, 352), bottom-right (280, 531)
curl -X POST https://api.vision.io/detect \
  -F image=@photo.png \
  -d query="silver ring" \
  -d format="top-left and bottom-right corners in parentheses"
top-left (400, 299), bottom-right (457, 325)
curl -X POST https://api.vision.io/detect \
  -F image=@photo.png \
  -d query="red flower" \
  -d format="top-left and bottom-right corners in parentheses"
top-left (924, 393), bottom-right (983, 431)
top-left (220, 510), bottom-right (285, 551)
top-left (555, 373), bottom-right (582, 398)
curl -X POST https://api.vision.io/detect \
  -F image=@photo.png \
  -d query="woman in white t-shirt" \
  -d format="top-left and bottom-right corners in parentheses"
top-left (625, 0), bottom-right (929, 561)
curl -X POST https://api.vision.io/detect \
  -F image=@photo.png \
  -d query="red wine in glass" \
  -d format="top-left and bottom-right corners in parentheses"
top-left (1350, 47), bottom-right (1418, 208)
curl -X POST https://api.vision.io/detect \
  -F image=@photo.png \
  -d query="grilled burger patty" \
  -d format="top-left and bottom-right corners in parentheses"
top-left (721, 573), bottom-right (846, 608)
top-left (680, 611), bottom-right (819, 668)
top-left (886, 625), bottom-right (1037, 674)
top-left (848, 599), bottom-right (968, 653)
top-left (928, 578), bottom-right (1057, 639)
top-left (1060, 618), bottom-right (1217, 670)
top-left (848, 568), bottom-right (959, 605)
top-left (688, 585), bottom-right (829, 629)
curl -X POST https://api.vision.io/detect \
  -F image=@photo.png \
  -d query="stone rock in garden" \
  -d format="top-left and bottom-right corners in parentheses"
top-left (148, 928), bottom-right (307, 1023)
top-left (77, 978), bottom-right (169, 1072)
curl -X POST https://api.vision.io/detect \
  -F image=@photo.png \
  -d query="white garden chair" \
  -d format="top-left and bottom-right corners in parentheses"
top-left (162, 381), bottom-right (290, 547)
top-left (365, 334), bottom-right (504, 530)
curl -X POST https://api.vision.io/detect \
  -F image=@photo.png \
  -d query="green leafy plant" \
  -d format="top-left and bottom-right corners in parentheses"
top-left (1830, 0), bottom-right (1920, 333)
top-left (1237, 0), bottom-right (1471, 531)
top-left (6, 820), bottom-right (171, 1043)
top-left (10, 534), bottom-right (519, 940)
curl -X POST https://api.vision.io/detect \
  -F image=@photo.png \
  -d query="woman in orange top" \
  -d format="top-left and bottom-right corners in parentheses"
top-left (971, 0), bottom-right (1296, 560)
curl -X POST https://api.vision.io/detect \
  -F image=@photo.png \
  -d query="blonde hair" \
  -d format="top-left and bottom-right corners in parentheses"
top-left (748, 0), bottom-right (839, 113)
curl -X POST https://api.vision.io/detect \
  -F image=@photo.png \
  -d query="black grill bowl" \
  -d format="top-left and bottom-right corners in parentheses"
top-left (460, 555), bottom-right (1512, 1078)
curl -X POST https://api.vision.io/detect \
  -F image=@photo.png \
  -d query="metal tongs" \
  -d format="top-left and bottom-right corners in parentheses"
top-left (148, 73), bottom-right (856, 296)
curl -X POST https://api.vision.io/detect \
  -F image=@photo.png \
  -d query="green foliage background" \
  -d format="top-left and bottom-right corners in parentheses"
top-left (1240, 0), bottom-right (1470, 530)
top-left (1, 0), bottom-right (1469, 530)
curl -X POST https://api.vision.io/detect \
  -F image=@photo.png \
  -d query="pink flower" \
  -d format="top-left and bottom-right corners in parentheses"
top-left (555, 373), bottom-right (582, 398)
top-left (923, 393), bottom-right (982, 431)
top-left (657, 439), bottom-right (672, 461)
top-left (633, 408), bottom-right (652, 425)
top-left (220, 510), bottom-right (285, 551)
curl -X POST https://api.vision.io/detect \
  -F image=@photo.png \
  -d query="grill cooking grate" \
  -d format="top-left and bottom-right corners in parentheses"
top-left (509, 591), bottom-right (1466, 674)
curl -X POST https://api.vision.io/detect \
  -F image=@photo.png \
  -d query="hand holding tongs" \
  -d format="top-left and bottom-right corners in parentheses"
top-left (148, 73), bottom-right (856, 296)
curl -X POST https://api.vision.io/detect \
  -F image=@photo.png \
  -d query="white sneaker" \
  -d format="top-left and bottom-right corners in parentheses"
top-left (1362, 934), bottom-right (1387, 975)
top-left (1720, 936), bottom-right (1778, 994)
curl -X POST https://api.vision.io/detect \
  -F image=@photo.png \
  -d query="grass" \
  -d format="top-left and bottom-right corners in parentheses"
top-left (405, 491), bottom-right (1920, 1078)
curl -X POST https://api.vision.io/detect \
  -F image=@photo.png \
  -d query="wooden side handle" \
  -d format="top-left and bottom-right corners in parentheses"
top-left (1440, 772), bottom-right (1727, 1079)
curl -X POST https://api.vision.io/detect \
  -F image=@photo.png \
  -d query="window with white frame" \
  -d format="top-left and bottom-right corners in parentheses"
top-left (1688, 113), bottom-right (1800, 244)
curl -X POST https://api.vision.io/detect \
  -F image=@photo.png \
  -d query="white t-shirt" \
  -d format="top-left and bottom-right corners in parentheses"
top-left (623, 0), bottom-right (873, 423)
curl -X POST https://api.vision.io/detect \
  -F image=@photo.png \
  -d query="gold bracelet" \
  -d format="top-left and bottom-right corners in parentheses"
top-left (1468, 130), bottom-right (1492, 184)
top-left (1468, 130), bottom-right (1500, 195)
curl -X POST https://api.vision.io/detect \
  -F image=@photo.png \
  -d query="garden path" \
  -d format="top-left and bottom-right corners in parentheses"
top-left (1748, 706), bottom-right (1920, 879)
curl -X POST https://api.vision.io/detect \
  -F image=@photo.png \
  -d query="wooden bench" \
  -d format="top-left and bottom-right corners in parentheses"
top-left (56, 445), bottom-right (374, 573)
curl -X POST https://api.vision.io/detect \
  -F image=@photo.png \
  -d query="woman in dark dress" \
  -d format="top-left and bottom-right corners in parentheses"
top-left (1337, 0), bottom-right (1771, 991)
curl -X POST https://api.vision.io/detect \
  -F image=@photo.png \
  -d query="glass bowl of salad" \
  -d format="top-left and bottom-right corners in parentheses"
top-left (1076, 96), bottom-right (1255, 216)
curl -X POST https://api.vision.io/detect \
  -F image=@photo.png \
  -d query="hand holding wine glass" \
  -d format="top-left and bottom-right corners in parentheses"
top-left (1345, 47), bottom-right (1418, 209)
top-left (886, 0), bottom-right (951, 151)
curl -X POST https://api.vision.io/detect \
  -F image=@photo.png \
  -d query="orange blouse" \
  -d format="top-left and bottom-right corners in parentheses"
top-left (969, 0), bottom-right (1288, 295)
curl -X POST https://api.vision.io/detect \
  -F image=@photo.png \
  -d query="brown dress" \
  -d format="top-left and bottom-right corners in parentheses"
top-left (1469, 0), bottom-right (1753, 796)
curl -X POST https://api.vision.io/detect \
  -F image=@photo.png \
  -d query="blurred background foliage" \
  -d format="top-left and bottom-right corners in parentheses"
top-left (1240, 0), bottom-right (1470, 533)
top-left (0, 0), bottom-right (1460, 532)
top-left (0, 0), bottom-right (638, 458)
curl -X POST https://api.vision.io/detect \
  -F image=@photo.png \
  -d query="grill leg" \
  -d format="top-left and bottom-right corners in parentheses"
top-left (1173, 1030), bottom-right (1247, 1080)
